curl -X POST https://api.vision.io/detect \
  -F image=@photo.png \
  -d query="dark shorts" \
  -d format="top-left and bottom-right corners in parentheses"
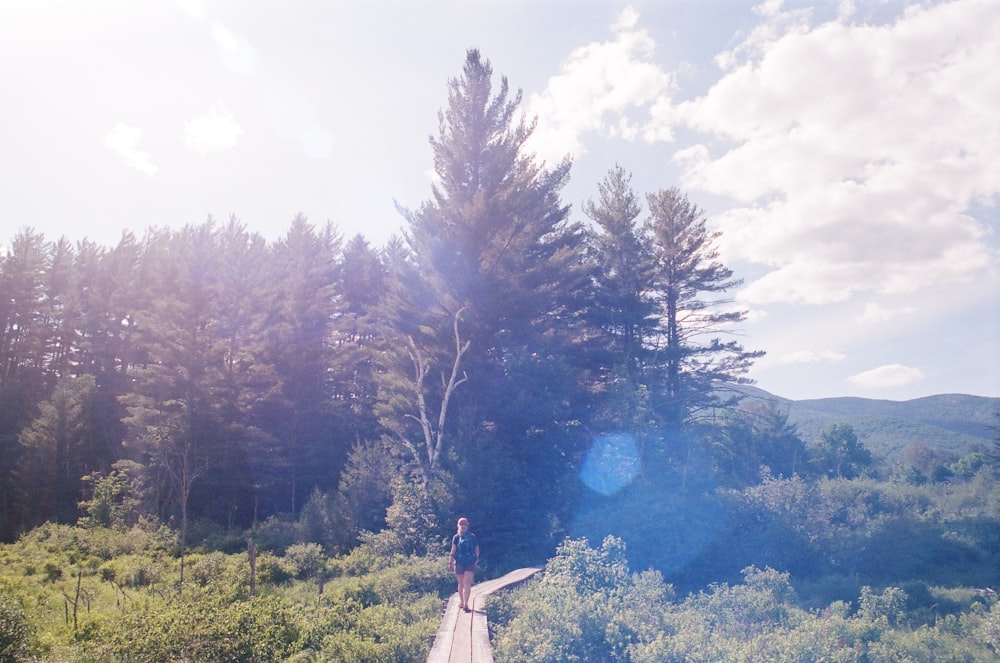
top-left (455, 561), bottom-right (477, 574)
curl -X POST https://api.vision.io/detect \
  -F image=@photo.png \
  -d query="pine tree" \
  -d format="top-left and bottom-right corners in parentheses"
top-left (385, 49), bottom-right (589, 554)
top-left (645, 188), bottom-right (763, 425)
top-left (17, 374), bottom-right (96, 526)
top-left (0, 229), bottom-right (53, 536)
top-left (262, 216), bottom-right (346, 515)
top-left (583, 166), bottom-right (658, 429)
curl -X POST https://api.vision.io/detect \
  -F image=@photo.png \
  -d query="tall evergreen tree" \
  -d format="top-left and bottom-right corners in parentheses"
top-left (206, 218), bottom-right (281, 526)
top-left (0, 229), bottom-right (50, 393)
top-left (17, 374), bottom-right (96, 527)
top-left (0, 229), bottom-right (52, 537)
top-left (583, 166), bottom-right (658, 430)
top-left (332, 234), bottom-right (383, 442)
top-left (645, 188), bottom-right (763, 425)
top-left (263, 216), bottom-right (346, 515)
top-left (74, 234), bottom-right (141, 489)
top-left (388, 49), bottom-right (589, 554)
top-left (120, 222), bottom-right (231, 585)
top-left (42, 237), bottom-right (79, 379)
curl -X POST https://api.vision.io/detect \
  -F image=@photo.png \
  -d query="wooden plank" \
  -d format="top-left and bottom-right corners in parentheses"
top-left (426, 567), bottom-right (543, 663)
top-left (470, 600), bottom-right (493, 663)
top-left (426, 594), bottom-right (461, 663)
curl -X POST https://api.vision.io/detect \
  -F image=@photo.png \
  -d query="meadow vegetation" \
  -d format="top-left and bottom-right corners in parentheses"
top-left (2, 460), bottom-right (999, 661)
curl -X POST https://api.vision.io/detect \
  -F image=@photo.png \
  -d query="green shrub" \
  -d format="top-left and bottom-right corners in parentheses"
top-left (97, 554), bottom-right (161, 588)
top-left (305, 594), bottom-right (440, 663)
top-left (254, 551), bottom-right (291, 585)
top-left (285, 543), bottom-right (325, 580)
top-left (249, 515), bottom-right (300, 553)
top-left (90, 595), bottom-right (301, 662)
top-left (0, 593), bottom-right (31, 663)
top-left (492, 537), bottom-right (635, 663)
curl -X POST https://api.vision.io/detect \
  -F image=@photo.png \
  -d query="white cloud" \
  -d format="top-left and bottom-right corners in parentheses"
top-left (104, 123), bottom-right (158, 176)
top-left (679, 0), bottom-right (1000, 305)
top-left (526, 5), bottom-right (673, 165)
top-left (184, 105), bottom-right (244, 156)
top-left (847, 363), bottom-right (925, 389)
top-left (780, 349), bottom-right (846, 364)
top-left (857, 302), bottom-right (915, 325)
top-left (533, 2), bottom-right (999, 307)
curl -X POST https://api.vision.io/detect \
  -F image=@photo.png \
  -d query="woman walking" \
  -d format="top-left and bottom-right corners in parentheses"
top-left (448, 517), bottom-right (480, 612)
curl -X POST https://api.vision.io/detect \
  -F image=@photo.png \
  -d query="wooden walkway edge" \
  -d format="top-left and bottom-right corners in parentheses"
top-left (427, 566), bottom-right (543, 663)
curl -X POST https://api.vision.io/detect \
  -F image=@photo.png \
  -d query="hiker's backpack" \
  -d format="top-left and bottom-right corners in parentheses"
top-left (456, 534), bottom-right (477, 565)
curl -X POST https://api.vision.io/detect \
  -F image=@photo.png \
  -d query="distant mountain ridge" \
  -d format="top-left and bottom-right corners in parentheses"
top-left (733, 386), bottom-right (999, 461)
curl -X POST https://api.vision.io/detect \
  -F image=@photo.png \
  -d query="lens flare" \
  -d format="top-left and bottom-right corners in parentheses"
top-left (579, 433), bottom-right (640, 496)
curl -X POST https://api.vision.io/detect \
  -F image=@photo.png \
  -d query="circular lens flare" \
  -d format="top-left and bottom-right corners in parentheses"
top-left (579, 433), bottom-right (640, 496)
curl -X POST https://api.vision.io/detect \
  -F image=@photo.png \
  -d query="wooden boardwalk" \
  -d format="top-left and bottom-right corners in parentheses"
top-left (426, 567), bottom-right (543, 663)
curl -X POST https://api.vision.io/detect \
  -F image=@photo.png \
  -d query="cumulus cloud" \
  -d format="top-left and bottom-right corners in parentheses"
top-left (847, 363), bottom-right (925, 389)
top-left (184, 105), bottom-right (244, 156)
top-left (525, 4), bottom-right (673, 164)
top-left (104, 123), bottom-right (158, 176)
top-left (678, 0), bottom-right (1000, 304)
top-left (538, 2), bottom-right (999, 307)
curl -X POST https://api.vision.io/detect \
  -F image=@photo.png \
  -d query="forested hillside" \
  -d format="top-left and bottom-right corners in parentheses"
top-left (735, 386), bottom-right (998, 462)
top-left (1, 49), bottom-right (999, 661)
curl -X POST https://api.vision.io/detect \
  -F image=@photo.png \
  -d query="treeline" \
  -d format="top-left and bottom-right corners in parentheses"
top-left (1, 218), bottom-right (380, 543)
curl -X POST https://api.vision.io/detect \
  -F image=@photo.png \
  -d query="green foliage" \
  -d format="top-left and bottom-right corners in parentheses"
top-left (493, 539), bottom-right (1000, 663)
top-left (545, 536), bottom-right (630, 593)
top-left (284, 542), bottom-right (326, 580)
top-left (300, 594), bottom-right (441, 663)
top-left (0, 520), bottom-right (453, 662)
top-left (810, 423), bottom-right (874, 479)
top-left (0, 593), bottom-right (30, 663)
top-left (708, 474), bottom-right (1000, 594)
top-left (89, 595), bottom-right (301, 663)
top-left (492, 536), bottom-right (645, 663)
top-left (382, 475), bottom-right (453, 557)
top-left (78, 468), bottom-right (139, 530)
top-left (981, 601), bottom-right (1000, 653)
top-left (18, 374), bottom-right (97, 528)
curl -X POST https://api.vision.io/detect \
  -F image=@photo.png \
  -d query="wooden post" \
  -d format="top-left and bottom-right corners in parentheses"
top-left (248, 537), bottom-right (257, 597)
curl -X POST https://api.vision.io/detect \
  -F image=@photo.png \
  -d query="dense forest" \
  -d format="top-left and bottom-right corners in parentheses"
top-left (2, 49), bottom-right (999, 661)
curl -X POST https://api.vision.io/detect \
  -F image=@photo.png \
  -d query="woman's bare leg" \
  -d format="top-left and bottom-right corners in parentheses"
top-left (460, 571), bottom-right (474, 610)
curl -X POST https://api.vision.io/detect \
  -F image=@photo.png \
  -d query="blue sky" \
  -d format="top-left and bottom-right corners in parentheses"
top-left (1, 0), bottom-right (997, 401)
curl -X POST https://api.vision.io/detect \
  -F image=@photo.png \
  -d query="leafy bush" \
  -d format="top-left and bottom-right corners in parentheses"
top-left (492, 536), bottom-right (636, 663)
top-left (97, 553), bottom-right (163, 588)
top-left (89, 595), bottom-right (301, 663)
top-left (0, 593), bottom-right (30, 663)
top-left (303, 595), bottom-right (441, 663)
top-left (285, 542), bottom-right (326, 580)
top-left (493, 537), bottom-right (1000, 663)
